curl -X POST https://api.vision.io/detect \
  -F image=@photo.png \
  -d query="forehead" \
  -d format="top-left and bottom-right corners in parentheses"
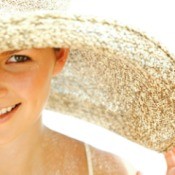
top-left (0, 50), bottom-right (22, 56)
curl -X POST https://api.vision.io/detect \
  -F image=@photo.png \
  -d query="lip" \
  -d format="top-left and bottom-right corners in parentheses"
top-left (0, 103), bottom-right (21, 123)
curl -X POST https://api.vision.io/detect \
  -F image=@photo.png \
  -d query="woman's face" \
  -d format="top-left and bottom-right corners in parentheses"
top-left (0, 47), bottom-right (68, 144)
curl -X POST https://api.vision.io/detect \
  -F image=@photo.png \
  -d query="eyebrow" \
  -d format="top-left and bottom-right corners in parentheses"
top-left (0, 50), bottom-right (22, 56)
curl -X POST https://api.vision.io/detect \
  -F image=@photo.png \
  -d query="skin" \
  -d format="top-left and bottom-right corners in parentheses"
top-left (0, 47), bottom-right (138, 174)
top-left (164, 149), bottom-right (175, 175)
top-left (0, 47), bottom-right (77, 174)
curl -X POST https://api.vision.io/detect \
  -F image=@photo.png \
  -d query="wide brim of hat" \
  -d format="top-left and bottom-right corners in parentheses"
top-left (1, 10), bottom-right (175, 152)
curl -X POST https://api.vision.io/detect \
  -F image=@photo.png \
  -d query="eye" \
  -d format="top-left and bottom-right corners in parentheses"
top-left (7, 55), bottom-right (31, 63)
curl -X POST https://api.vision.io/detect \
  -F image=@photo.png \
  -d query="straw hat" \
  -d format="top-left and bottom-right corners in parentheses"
top-left (0, 0), bottom-right (175, 153)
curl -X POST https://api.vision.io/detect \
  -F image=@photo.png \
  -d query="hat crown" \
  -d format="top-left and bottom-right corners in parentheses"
top-left (0, 0), bottom-right (70, 12)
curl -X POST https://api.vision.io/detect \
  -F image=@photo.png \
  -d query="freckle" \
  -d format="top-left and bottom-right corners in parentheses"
top-left (29, 64), bottom-right (39, 71)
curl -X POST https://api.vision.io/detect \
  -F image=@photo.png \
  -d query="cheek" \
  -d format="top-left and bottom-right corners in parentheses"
top-left (10, 68), bottom-right (52, 105)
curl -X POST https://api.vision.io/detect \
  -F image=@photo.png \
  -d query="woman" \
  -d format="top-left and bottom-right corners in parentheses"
top-left (0, 47), bottom-right (138, 174)
top-left (1, 0), bottom-right (175, 174)
top-left (0, 47), bottom-right (174, 175)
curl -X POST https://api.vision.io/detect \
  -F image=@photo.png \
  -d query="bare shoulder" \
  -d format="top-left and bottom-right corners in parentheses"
top-left (88, 145), bottom-right (137, 175)
top-left (42, 127), bottom-right (89, 174)
top-left (42, 127), bottom-right (137, 175)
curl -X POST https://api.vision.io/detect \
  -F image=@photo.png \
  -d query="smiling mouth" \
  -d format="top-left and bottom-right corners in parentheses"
top-left (0, 103), bottom-right (21, 120)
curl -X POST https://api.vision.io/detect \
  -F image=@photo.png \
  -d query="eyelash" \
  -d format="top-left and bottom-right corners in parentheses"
top-left (7, 55), bottom-right (31, 63)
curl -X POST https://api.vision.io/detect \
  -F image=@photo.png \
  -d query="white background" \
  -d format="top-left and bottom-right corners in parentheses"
top-left (69, 0), bottom-right (175, 55)
top-left (44, 1), bottom-right (175, 174)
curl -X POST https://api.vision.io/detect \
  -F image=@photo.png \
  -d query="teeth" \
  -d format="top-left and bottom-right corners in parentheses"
top-left (0, 105), bottom-right (16, 115)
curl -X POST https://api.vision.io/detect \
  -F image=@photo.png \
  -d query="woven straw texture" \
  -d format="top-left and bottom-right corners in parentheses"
top-left (0, 0), bottom-right (175, 152)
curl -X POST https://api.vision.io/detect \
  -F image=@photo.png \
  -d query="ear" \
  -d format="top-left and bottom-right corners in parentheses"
top-left (52, 48), bottom-right (69, 77)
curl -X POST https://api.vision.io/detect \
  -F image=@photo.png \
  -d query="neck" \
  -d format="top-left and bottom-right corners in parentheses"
top-left (0, 116), bottom-right (46, 174)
